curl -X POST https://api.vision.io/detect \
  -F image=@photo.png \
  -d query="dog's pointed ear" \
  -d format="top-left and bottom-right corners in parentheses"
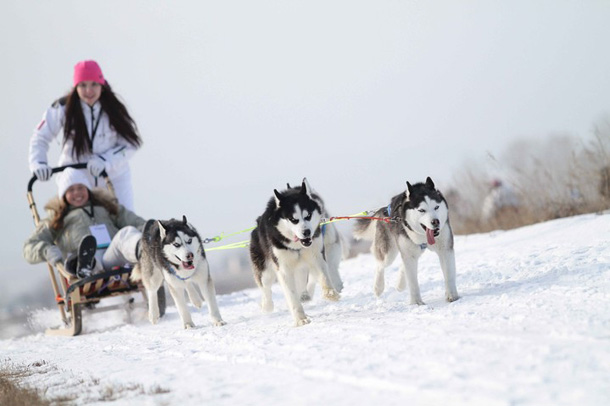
top-left (301, 178), bottom-right (312, 198)
top-left (286, 183), bottom-right (291, 189)
top-left (405, 181), bottom-right (413, 201)
top-left (158, 220), bottom-right (166, 240)
top-left (182, 215), bottom-right (188, 225)
top-left (274, 189), bottom-right (283, 207)
top-left (426, 177), bottom-right (435, 190)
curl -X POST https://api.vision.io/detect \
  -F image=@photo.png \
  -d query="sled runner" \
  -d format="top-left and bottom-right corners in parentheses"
top-left (27, 163), bottom-right (166, 336)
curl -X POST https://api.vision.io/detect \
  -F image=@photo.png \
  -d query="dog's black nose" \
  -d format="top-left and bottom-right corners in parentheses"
top-left (431, 219), bottom-right (440, 228)
top-left (186, 252), bottom-right (194, 260)
top-left (303, 229), bottom-right (311, 238)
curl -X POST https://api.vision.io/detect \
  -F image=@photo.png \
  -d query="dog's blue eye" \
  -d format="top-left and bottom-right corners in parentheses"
top-left (434, 206), bottom-right (439, 210)
top-left (173, 242), bottom-right (181, 247)
top-left (289, 218), bottom-right (299, 224)
top-left (418, 209), bottom-right (425, 213)
top-left (187, 239), bottom-right (192, 244)
top-left (305, 214), bottom-right (312, 221)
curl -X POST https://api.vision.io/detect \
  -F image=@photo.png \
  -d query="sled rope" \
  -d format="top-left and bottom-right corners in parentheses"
top-left (204, 210), bottom-right (394, 252)
top-left (202, 225), bottom-right (257, 244)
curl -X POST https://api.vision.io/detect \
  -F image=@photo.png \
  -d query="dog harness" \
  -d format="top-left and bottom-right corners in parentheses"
top-left (390, 203), bottom-right (428, 251)
top-left (166, 265), bottom-right (195, 281)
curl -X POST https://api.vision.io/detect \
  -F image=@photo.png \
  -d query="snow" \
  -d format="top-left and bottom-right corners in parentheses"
top-left (2, 213), bottom-right (610, 405)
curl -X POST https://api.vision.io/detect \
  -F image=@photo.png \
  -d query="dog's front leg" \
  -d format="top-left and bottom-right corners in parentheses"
top-left (276, 266), bottom-right (310, 326)
top-left (438, 249), bottom-right (460, 302)
top-left (398, 251), bottom-right (425, 305)
top-left (146, 286), bottom-right (160, 325)
top-left (295, 266), bottom-right (311, 302)
top-left (167, 282), bottom-right (195, 329)
top-left (312, 256), bottom-right (340, 302)
top-left (185, 283), bottom-right (203, 308)
top-left (144, 267), bottom-right (163, 325)
top-left (195, 272), bottom-right (226, 326)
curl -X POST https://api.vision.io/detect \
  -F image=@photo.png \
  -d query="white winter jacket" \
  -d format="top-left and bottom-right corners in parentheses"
top-left (29, 98), bottom-right (137, 178)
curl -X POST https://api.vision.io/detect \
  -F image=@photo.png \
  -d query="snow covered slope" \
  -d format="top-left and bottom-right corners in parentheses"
top-left (1, 213), bottom-right (609, 405)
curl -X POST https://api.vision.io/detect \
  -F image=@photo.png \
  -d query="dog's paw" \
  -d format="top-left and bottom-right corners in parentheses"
top-left (374, 284), bottom-right (385, 297)
top-left (446, 294), bottom-right (461, 303)
top-left (213, 319), bottom-right (227, 327)
top-left (410, 298), bottom-right (425, 306)
top-left (323, 288), bottom-right (340, 301)
top-left (395, 276), bottom-right (406, 292)
top-left (300, 292), bottom-right (312, 302)
top-left (261, 298), bottom-right (274, 313)
top-left (191, 299), bottom-right (203, 309)
top-left (183, 321), bottom-right (196, 329)
top-left (295, 317), bottom-right (311, 327)
top-left (148, 312), bottom-right (160, 325)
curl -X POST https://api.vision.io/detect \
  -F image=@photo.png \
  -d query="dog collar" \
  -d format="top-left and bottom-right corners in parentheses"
top-left (167, 266), bottom-right (195, 281)
top-left (403, 222), bottom-right (427, 250)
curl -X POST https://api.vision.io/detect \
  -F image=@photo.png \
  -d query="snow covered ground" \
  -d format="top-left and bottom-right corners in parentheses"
top-left (1, 213), bottom-right (609, 405)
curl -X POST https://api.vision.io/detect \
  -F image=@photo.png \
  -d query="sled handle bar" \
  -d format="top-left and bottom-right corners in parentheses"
top-left (27, 163), bottom-right (108, 192)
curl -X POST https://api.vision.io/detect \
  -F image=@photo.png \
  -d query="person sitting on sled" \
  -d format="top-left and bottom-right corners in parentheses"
top-left (23, 168), bottom-right (145, 278)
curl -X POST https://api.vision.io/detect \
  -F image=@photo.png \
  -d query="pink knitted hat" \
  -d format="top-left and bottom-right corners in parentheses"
top-left (73, 60), bottom-right (106, 86)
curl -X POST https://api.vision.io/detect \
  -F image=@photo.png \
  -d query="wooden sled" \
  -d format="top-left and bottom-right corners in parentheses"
top-left (27, 163), bottom-right (165, 336)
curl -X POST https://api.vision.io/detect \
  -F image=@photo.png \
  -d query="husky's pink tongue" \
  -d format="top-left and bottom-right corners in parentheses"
top-left (426, 228), bottom-right (436, 245)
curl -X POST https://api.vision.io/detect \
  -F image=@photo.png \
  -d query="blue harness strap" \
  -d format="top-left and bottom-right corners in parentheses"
top-left (167, 266), bottom-right (195, 281)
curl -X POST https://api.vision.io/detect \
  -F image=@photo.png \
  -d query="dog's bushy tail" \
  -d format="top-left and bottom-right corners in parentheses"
top-left (353, 218), bottom-right (375, 241)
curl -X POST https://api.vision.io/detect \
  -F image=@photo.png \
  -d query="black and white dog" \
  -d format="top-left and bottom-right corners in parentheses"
top-left (354, 177), bottom-right (460, 304)
top-left (131, 216), bottom-right (225, 329)
top-left (250, 178), bottom-right (340, 326)
top-left (285, 181), bottom-right (346, 297)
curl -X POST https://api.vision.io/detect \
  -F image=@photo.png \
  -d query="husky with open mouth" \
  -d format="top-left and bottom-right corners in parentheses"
top-left (249, 178), bottom-right (340, 326)
top-left (131, 216), bottom-right (225, 329)
top-left (353, 177), bottom-right (460, 305)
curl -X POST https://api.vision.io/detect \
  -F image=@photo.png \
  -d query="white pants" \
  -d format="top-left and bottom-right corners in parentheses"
top-left (100, 226), bottom-right (141, 270)
top-left (89, 168), bottom-right (135, 211)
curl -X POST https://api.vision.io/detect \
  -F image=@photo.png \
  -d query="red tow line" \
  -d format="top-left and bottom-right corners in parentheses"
top-left (328, 215), bottom-right (395, 224)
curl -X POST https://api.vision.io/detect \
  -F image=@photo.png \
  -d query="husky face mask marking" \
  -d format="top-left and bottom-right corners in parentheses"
top-left (404, 178), bottom-right (449, 245)
top-left (405, 196), bottom-right (448, 245)
top-left (274, 179), bottom-right (322, 248)
top-left (163, 230), bottom-right (198, 269)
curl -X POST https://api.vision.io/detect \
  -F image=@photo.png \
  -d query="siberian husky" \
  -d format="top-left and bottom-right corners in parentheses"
top-left (250, 178), bottom-right (341, 326)
top-left (286, 181), bottom-right (346, 297)
top-left (354, 177), bottom-right (460, 304)
top-left (131, 216), bottom-right (225, 329)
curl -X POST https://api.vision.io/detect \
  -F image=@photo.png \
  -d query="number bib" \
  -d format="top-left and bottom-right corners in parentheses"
top-left (89, 224), bottom-right (112, 248)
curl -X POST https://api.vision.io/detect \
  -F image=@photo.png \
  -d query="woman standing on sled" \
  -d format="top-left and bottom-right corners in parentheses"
top-left (23, 168), bottom-right (145, 278)
top-left (29, 60), bottom-right (142, 210)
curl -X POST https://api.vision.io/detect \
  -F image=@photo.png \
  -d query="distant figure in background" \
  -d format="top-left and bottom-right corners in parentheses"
top-left (29, 60), bottom-right (142, 210)
top-left (481, 179), bottom-right (520, 229)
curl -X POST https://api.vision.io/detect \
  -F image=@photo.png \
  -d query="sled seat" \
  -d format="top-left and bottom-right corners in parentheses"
top-left (65, 267), bottom-right (140, 302)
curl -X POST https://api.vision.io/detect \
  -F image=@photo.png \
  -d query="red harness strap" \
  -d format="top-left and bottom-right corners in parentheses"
top-left (328, 215), bottom-right (394, 223)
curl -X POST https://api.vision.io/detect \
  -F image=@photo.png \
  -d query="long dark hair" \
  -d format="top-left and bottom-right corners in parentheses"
top-left (63, 82), bottom-right (142, 160)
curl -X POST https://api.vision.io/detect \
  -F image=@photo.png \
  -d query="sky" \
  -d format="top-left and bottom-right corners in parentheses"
top-left (1, 1), bottom-right (610, 305)
top-left (1, 212), bottom-right (609, 404)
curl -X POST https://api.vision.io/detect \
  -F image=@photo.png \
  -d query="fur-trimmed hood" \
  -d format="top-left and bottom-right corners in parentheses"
top-left (44, 188), bottom-right (119, 217)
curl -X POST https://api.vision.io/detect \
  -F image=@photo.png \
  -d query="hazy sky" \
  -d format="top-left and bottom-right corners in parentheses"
top-left (2, 1), bottom-right (609, 304)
